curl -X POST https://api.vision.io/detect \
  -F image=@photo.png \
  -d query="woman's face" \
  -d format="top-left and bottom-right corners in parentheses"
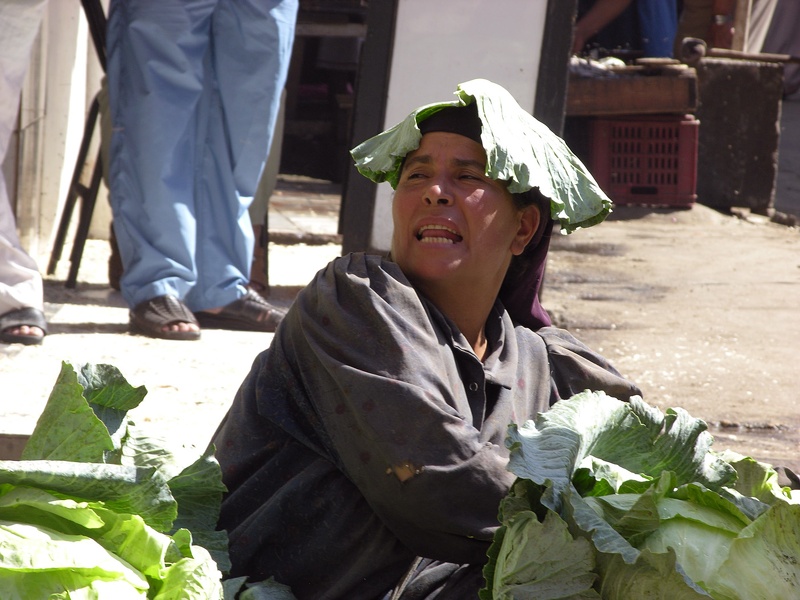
top-left (391, 131), bottom-right (539, 296)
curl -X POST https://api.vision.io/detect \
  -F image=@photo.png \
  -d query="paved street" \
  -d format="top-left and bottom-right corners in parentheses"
top-left (1, 176), bottom-right (344, 459)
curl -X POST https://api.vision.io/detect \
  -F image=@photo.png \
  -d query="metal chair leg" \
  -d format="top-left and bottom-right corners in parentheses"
top-left (65, 153), bottom-right (103, 288)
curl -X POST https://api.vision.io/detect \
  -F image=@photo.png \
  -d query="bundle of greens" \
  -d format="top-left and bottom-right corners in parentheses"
top-left (482, 390), bottom-right (800, 599)
top-left (0, 362), bottom-right (228, 599)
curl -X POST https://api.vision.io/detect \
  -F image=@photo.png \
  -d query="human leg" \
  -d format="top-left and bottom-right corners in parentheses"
top-left (0, 0), bottom-right (49, 344)
top-left (188, 0), bottom-right (296, 319)
top-left (106, 0), bottom-right (216, 308)
top-left (0, 198), bottom-right (46, 344)
top-left (106, 0), bottom-right (220, 338)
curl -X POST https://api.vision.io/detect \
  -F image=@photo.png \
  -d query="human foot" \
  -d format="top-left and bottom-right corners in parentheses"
top-left (0, 307), bottom-right (47, 345)
top-left (129, 295), bottom-right (201, 341)
top-left (195, 289), bottom-right (285, 332)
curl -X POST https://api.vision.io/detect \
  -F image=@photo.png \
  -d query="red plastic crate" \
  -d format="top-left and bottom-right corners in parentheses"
top-left (588, 114), bottom-right (699, 207)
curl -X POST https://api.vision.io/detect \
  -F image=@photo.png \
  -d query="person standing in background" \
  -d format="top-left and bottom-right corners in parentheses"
top-left (0, 0), bottom-right (49, 346)
top-left (573, 0), bottom-right (678, 58)
top-left (106, 0), bottom-right (298, 341)
top-left (761, 0), bottom-right (800, 98)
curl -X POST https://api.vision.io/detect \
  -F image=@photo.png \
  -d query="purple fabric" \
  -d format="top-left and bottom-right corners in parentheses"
top-left (499, 215), bottom-right (554, 331)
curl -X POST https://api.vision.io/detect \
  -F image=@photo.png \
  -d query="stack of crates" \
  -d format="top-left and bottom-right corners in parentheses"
top-left (588, 114), bottom-right (699, 208)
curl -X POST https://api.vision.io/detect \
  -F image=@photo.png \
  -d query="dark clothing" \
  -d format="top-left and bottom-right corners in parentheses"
top-left (213, 253), bottom-right (640, 599)
top-left (578, 0), bottom-right (642, 56)
top-left (500, 217), bottom-right (554, 331)
top-left (577, 0), bottom-right (678, 58)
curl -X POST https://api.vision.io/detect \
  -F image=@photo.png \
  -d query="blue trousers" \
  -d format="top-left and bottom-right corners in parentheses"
top-left (106, 0), bottom-right (297, 311)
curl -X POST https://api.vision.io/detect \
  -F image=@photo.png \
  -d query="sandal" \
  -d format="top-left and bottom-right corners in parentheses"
top-left (195, 289), bottom-right (285, 333)
top-left (129, 295), bottom-right (201, 341)
top-left (0, 307), bottom-right (47, 345)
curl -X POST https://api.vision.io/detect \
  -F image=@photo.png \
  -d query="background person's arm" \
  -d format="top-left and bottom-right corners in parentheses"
top-left (572, 0), bottom-right (635, 53)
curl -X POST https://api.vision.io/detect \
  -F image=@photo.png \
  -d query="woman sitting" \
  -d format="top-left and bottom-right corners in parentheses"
top-left (212, 79), bottom-right (641, 599)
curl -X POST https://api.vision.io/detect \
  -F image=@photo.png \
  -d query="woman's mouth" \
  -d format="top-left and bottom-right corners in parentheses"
top-left (416, 224), bottom-right (463, 244)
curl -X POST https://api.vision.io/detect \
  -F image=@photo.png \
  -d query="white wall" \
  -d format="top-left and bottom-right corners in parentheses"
top-left (368, 0), bottom-right (548, 252)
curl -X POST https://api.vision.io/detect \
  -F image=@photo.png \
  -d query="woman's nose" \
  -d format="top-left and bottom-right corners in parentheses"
top-left (423, 182), bottom-right (453, 205)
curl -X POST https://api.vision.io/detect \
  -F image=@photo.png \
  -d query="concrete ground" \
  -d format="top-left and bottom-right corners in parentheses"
top-left (0, 176), bottom-right (344, 459)
top-left (545, 203), bottom-right (800, 477)
top-left (2, 101), bottom-right (798, 485)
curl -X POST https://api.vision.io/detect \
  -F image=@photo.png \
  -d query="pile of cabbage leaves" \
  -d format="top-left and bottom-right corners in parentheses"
top-left (482, 390), bottom-right (800, 599)
top-left (0, 362), bottom-right (311, 599)
top-left (0, 362), bottom-right (230, 599)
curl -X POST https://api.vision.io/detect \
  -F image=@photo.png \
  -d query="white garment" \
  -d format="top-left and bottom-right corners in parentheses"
top-left (743, 0), bottom-right (778, 55)
top-left (0, 0), bottom-right (48, 315)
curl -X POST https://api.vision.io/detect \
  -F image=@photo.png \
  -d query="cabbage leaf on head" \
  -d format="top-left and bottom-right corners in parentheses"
top-left (350, 79), bottom-right (612, 234)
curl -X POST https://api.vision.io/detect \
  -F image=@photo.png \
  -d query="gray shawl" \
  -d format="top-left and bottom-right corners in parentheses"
top-left (213, 253), bottom-right (640, 599)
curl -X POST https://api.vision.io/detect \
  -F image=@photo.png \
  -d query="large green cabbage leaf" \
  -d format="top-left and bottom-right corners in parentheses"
top-left (705, 501), bottom-right (800, 598)
top-left (350, 79), bottom-right (612, 233)
top-left (0, 362), bottom-right (226, 599)
top-left (484, 391), bottom-right (800, 599)
top-left (481, 482), bottom-right (600, 600)
top-left (0, 520), bottom-right (148, 589)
